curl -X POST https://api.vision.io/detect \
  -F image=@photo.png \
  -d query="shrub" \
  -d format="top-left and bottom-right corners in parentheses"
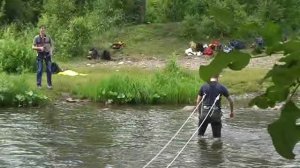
top-left (180, 14), bottom-right (202, 40)
top-left (0, 25), bottom-right (36, 73)
top-left (0, 73), bottom-right (48, 107)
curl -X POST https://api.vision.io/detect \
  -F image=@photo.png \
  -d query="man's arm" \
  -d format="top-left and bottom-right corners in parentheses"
top-left (32, 37), bottom-right (44, 51)
top-left (196, 95), bottom-right (202, 110)
top-left (32, 45), bottom-right (44, 51)
top-left (226, 96), bottom-right (234, 118)
top-left (196, 95), bottom-right (202, 106)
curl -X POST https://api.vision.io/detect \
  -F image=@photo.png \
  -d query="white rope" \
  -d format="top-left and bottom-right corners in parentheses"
top-left (142, 94), bottom-right (206, 168)
top-left (166, 94), bottom-right (220, 168)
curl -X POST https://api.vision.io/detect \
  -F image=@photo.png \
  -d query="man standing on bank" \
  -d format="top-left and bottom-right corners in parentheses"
top-left (32, 25), bottom-right (53, 89)
top-left (196, 74), bottom-right (234, 139)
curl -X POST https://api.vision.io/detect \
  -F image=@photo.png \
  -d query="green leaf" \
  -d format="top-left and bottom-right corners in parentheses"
top-left (260, 22), bottom-right (282, 47)
top-left (235, 23), bottom-right (260, 38)
top-left (280, 41), bottom-right (300, 55)
top-left (209, 7), bottom-right (234, 28)
top-left (263, 52), bottom-right (300, 86)
top-left (199, 51), bottom-right (251, 81)
top-left (249, 94), bottom-right (275, 109)
top-left (266, 86), bottom-right (289, 102)
top-left (268, 101), bottom-right (300, 159)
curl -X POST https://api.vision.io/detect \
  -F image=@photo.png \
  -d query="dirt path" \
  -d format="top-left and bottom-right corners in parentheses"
top-left (96, 54), bottom-right (281, 70)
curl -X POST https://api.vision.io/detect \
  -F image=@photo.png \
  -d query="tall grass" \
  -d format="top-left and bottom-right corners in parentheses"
top-left (74, 59), bottom-right (202, 105)
top-left (0, 73), bottom-right (48, 107)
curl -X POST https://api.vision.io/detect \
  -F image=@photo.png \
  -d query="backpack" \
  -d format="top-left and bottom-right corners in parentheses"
top-left (203, 47), bottom-right (214, 56)
top-left (51, 62), bottom-right (62, 74)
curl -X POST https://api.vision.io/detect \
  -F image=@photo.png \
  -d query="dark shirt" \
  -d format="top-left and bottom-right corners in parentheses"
top-left (198, 81), bottom-right (229, 108)
top-left (33, 35), bottom-right (52, 54)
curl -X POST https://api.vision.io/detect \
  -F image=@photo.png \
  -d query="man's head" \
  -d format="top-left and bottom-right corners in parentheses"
top-left (39, 25), bottom-right (46, 36)
top-left (210, 73), bottom-right (220, 82)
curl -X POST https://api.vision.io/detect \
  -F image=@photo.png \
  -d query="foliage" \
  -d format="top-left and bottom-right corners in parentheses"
top-left (0, 25), bottom-right (36, 73)
top-left (160, 0), bottom-right (188, 22)
top-left (0, 0), bottom-right (36, 24)
top-left (146, 0), bottom-right (165, 23)
top-left (199, 22), bottom-right (300, 159)
top-left (179, 14), bottom-right (202, 40)
top-left (75, 59), bottom-right (201, 105)
top-left (267, 101), bottom-right (300, 159)
top-left (0, 0), bottom-right (5, 22)
top-left (110, 0), bottom-right (145, 23)
top-left (0, 73), bottom-right (48, 107)
top-left (58, 17), bottom-right (92, 58)
top-left (255, 0), bottom-right (284, 23)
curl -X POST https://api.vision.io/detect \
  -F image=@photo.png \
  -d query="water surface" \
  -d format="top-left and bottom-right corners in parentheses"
top-left (0, 103), bottom-right (299, 168)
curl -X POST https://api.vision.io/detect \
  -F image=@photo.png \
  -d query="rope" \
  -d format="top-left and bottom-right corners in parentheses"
top-left (166, 94), bottom-right (220, 168)
top-left (142, 94), bottom-right (206, 168)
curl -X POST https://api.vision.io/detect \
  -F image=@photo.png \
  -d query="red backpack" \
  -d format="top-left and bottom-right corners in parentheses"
top-left (203, 47), bottom-right (213, 56)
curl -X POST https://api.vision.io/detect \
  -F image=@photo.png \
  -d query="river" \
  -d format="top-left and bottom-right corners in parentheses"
top-left (0, 102), bottom-right (299, 168)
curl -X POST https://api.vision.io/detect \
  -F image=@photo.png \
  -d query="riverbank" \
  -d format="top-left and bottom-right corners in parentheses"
top-left (42, 52), bottom-right (280, 106)
top-left (89, 53), bottom-right (280, 70)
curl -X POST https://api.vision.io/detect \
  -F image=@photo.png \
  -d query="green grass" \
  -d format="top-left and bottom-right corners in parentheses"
top-left (71, 60), bottom-right (202, 104)
top-left (4, 23), bottom-right (273, 106)
top-left (92, 23), bottom-right (189, 59)
top-left (23, 62), bottom-right (269, 105)
top-left (221, 68), bottom-right (268, 94)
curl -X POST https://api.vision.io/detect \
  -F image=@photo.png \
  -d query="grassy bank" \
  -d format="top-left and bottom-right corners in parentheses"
top-left (91, 23), bottom-right (190, 59)
top-left (4, 23), bottom-right (270, 106)
top-left (24, 61), bottom-right (268, 106)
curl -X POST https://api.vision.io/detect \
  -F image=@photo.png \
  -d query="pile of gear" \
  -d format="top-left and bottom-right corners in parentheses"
top-left (185, 37), bottom-right (264, 57)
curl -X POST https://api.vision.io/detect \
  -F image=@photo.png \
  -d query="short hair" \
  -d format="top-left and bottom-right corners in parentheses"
top-left (211, 73), bottom-right (220, 79)
top-left (39, 25), bottom-right (46, 29)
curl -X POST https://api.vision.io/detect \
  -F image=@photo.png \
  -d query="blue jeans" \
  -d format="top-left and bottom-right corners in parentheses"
top-left (36, 53), bottom-right (52, 86)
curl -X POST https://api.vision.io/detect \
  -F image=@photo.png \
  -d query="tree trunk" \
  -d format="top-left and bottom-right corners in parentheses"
top-left (140, 0), bottom-right (146, 23)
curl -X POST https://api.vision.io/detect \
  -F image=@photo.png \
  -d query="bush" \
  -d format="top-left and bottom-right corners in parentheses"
top-left (61, 17), bottom-right (92, 58)
top-left (0, 73), bottom-right (48, 107)
top-left (180, 14), bottom-right (202, 40)
top-left (0, 25), bottom-right (36, 73)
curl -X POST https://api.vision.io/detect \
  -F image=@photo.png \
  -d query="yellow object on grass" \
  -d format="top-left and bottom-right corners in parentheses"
top-left (58, 70), bottom-right (87, 76)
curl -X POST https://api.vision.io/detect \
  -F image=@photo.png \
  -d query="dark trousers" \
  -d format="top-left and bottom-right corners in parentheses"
top-left (36, 53), bottom-right (52, 86)
top-left (198, 107), bottom-right (222, 138)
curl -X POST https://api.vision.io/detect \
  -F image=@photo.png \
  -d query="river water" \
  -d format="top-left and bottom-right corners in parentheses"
top-left (0, 102), bottom-right (299, 168)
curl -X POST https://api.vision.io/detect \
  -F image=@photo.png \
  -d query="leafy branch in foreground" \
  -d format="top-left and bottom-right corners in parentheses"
top-left (199, 22), bottom-right (300, 159)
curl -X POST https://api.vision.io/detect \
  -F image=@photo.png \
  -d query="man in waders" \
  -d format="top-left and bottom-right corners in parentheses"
top-left (196, 74), bottom-right (234, 139)
top-left (32, 25), bottom-right (53, 89)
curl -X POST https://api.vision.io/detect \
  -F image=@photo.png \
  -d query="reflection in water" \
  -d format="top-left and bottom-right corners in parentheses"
top-left (0, 105), bottom-right (299, 168)
top-left (198, 138), bottom-right (224, 167)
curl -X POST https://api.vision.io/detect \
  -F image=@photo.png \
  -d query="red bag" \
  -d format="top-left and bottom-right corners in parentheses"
top-left (203, 47), bottom-right (213, 56)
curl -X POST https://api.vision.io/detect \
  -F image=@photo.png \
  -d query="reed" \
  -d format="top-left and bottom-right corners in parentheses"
top-left (74, 60), bottom-right (202, 105)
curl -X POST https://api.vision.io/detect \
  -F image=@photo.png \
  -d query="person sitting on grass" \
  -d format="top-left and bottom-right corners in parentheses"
top-left (185, 41), bottom-right (203, 56)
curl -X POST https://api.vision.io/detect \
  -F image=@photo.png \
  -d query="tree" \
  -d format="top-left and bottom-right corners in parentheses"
top-left (0, 0), bottom-right (5, 23)
top-left (160, 0), bottom-right (188, 22)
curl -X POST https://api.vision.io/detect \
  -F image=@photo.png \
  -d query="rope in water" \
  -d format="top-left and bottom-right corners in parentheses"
top-left (166, 94), bottom-right (220, 168)
top-left (142, 94), bottom-right (207, 168)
